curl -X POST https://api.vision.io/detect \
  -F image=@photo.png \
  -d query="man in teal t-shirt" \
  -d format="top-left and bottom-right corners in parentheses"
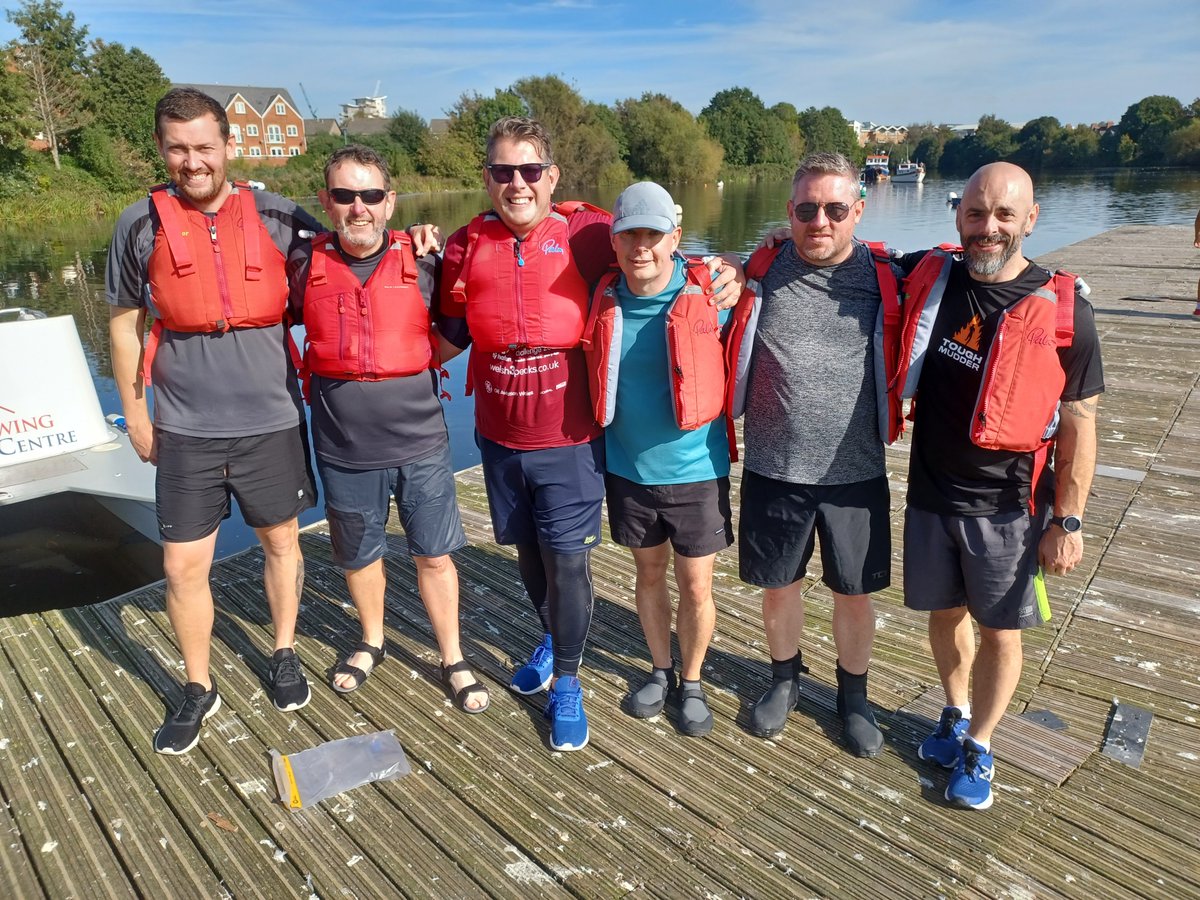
top-left (597, 181), bottom-right (732, 738)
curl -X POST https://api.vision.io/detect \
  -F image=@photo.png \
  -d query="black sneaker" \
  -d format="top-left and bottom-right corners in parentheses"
top-left (269, 647), bottom-right (311, 712)
top-left (154, 676), bottom-right (221, 755)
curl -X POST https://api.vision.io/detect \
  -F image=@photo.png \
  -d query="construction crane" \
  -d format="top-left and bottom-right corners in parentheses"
top-left (298, 82), bottom-right (319, 119)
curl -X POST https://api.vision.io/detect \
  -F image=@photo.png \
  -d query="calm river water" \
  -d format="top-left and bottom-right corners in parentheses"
top-left (3, 169), bottom-right (1198, 567)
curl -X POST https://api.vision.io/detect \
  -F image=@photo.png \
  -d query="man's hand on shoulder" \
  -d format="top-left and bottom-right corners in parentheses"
top-left (408, 223), bottom-right (442, 256)
top-left (707, 254), bottom-right (746, 310)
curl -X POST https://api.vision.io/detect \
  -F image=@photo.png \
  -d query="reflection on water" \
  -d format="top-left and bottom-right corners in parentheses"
top-left (2, 169), bottom-right (1198, 572)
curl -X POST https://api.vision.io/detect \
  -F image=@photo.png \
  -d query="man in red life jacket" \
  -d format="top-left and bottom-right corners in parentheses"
top-left (286, 145), bottom-right (489, 714)
top-left (737, 152), bottom-right (900, 758)
top-left (905, 163), bottom-right (1104, 810)
top-left (107, 88), bottom-right (321, 754)
top-left (438, 116), bottom-right (741, 752)
top-left (584, 182), bottom-right (733, 737)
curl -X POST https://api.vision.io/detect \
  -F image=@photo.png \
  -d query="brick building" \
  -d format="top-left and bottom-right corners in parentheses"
top-left (174, 83), bottom-right (307, 163)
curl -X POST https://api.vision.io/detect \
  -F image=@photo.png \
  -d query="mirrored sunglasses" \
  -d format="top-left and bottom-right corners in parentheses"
top-left (792, 201), bottom-right (852, 223)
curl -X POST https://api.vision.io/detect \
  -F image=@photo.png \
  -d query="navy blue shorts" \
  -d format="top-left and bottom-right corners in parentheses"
top-left (478, 434), bottom-right (605, 553)
top-left (317, 443), bottom-right (466, 570)
top-left (738, 471), bottom-right (891, 594)
top-left (155, 424), bottom-right (316, 542)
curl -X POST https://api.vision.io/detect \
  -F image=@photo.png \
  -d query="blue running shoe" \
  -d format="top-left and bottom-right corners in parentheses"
top-left (918, 706), bottom-right (970, 768)
top-left (511, 634), bottom-right (554, 695)
top-left (545, 675), bottom-right (589, 751)
top-left (945, 736), bottom-right (995, 810)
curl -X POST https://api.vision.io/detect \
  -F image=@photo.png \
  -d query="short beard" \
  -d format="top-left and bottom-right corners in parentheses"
top-left (178, 177), bottom-right (224, 206)
top-left (336, 221), bottom-right (385, 251)
top-left (964, 233), bottom-right (1020, 277)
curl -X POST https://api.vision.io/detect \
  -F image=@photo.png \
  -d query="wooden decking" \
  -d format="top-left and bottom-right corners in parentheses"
top-left (2, 225), bottom-right (1198, 898)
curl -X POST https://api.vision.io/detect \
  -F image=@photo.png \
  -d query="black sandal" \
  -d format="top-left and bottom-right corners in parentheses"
top-left (440, 660), bottom-right (490, 715)
top-left (331, 642), bottom-right (386, 694)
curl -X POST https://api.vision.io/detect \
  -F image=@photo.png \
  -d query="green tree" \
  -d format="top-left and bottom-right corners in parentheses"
top-left (5, 0), bottom-right (89, 169)
top-left (1117, 94), bottom-right (1185, 165)
top-left (700, 87), bottom-right (764, 167)
top-left (586, 101), bottom-right (627, 160)
top-left (1047, 125), bottom-right (1100, 169)
top-left (511, 74), bottom-right (584, 144)
top-left (768, 102), bottom-right (804, 161)
top-left (86, 40), bottom-right (167, 175)
top-left (796, 106), bottom-right (856, 157)
top-left (617, 92), bottom-right (722, 183)
top-left (0, 48), bottom-right (32, 170)
top-left (1014, 115), bottom-right (1061, 171)
top-left (387, 108), bottom-right (427, 159)
top-left (445, 89), bottom-right (526, 168)
top-left (1166, 119), bottom-right (1200, 166)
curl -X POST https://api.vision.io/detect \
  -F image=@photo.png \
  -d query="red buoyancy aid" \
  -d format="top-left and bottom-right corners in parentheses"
top-left (301, 232), bottom-right (434, 384)
top-left (581, 257), bottom-right (725, 434)
top-left (885, 247), bottom-right (1077, 451)
top-left (726, 240), bottom-right (901, 456)
top-left (447, 201), bottom-right (607, 352)
top-left (143, 184), bottom-right (289, 383)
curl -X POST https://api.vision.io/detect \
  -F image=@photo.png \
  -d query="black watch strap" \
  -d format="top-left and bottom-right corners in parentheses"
top-left (1050, 514), bottom-right (1082, 533)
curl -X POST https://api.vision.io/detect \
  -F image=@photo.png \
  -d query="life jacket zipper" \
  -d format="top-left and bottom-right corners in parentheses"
top-left (209, 220), bottom-right (235, 330)
top-left (512, 240), bottom-right (526, 348)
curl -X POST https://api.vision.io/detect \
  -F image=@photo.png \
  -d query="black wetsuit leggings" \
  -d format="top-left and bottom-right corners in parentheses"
top-left (516, 542), bottom-right (594, 678)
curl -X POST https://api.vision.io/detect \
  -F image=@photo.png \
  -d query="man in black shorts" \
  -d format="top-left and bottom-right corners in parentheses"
top-left (591, 182), bottom-right (734, 737)
top-left (107, 88), bottom-right (320, 754)
top-left (905, 162), bottom-right (1104, 810)
top-left (738, 152), bottom-right (895, 756)
top-left (286, 145), bottom-right (488, 714)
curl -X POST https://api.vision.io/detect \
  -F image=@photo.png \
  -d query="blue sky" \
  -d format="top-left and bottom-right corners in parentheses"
top-left (3, 0), bottom-right (1196, 128)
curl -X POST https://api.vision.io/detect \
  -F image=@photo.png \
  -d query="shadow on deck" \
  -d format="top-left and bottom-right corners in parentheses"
top-left (0, 225), bottom-right (1197, 898)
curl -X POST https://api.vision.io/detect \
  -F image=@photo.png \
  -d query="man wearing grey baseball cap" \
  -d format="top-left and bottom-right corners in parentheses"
top-left (581, 181), bottom-right (734, 737)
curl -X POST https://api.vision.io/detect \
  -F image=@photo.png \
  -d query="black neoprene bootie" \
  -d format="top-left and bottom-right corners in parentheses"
top-left (749, 652), bottom-right (809, 738)
top-left (836, 662), bottom-right (884, 758)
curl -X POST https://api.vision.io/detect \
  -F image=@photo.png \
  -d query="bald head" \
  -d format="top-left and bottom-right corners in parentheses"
top-left (956, 161), bottom-right (1039, 283)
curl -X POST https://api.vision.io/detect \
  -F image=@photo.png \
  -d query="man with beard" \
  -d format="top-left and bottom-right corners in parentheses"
top-left (905, 162), bottom-right (1104, 810)
top-left (107, 87), bottom-right (321, 753)
top-left (285, 145), bottom-right (489, 714)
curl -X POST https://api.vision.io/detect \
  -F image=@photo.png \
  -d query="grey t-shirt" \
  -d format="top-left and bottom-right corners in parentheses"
top-left (106, 185), bottom-right (321, 438)
top-left (288, 234), bottom-right (449, 470)
top-left (743, 240), bottom-right (889, 485)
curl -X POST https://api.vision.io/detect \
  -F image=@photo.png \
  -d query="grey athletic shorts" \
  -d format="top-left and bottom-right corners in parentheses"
top-left (902, 505), bottom-right (1052, 630)
top-left (738, 471), bottom-right (891, 594)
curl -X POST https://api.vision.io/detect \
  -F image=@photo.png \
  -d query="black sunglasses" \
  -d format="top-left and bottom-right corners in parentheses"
top-left (486, 163), bottom-right (551, 184)
top-left (792, 201), bottom-right (853, 223)
top-left (327, 187), bottom-right (388, 205)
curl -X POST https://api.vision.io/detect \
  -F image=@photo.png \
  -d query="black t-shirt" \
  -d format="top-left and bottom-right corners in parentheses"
top-left (288, 233), bottom-right (448, 469)
top-left (907, 258), bottom-right (1105, 516)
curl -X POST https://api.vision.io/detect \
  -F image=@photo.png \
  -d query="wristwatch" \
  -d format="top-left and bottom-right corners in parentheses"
top-left (1051, 514), bottom-right (1083, 533)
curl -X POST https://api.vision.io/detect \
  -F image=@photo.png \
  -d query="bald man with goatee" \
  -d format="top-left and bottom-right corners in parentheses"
top-left (903, 163), bottom-right (1105, 810)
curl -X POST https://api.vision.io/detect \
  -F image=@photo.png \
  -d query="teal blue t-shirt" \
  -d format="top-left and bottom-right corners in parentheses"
top-left (604, 257), bottom-right (732, 485)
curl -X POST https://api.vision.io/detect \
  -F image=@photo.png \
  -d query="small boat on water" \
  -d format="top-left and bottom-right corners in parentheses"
top-left (863, 153), bottom-right (890, 184)
top-left (0, 308), bottom-right (161, 609)
top-left (893, 160), bottom-right (926, 183)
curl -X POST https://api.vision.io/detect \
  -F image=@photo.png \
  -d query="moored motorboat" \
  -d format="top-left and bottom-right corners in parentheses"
top-left (893, 160), bottom-right (926, 183)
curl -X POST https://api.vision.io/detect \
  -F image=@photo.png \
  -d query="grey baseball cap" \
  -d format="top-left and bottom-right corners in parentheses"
top-left (611, 181), bottom-right (680, 234)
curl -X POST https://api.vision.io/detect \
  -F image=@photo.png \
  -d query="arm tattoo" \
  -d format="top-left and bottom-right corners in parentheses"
top-left (1062, 397), bottom-right (1098, 418)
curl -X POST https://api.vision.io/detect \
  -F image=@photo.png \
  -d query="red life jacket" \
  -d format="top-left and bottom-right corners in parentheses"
top-left (581, 257), bottom-right (725, 434)
top-left (447, 201), bottom-right (606, 353)
top-left (142, 183), bottom-right (288, 382)
top-left (726, 240), bottom-right (900, 457)
top-left (301, 232), bottom-right (434, 386)
top-left (889, 247), bottom-right (1080, 513)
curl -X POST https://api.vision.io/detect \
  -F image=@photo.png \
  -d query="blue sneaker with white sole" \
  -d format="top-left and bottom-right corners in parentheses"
top-left (918, 706), bottom-right (970, 768)
top-left (511, 634), bottom-right (554, 695)
top-left (945, 736), bottom-right (995, 810)
top-left (546, 675), bottom-right (588, 751)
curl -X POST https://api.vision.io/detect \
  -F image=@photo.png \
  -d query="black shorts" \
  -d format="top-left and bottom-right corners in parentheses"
top-left (317, 444), bottom-right (467, 570)
top-left (738, 471), bottom-right (891, 594)
top-left (606, 474), bottom-right (733, 558)
top-left (155, 425), bottom-right (317, 543)
top-left (478, 434), bottom-right (605, 553)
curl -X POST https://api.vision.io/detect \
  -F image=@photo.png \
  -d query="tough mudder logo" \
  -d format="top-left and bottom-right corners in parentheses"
top-left (937, 315), bottom-right (984, 371)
